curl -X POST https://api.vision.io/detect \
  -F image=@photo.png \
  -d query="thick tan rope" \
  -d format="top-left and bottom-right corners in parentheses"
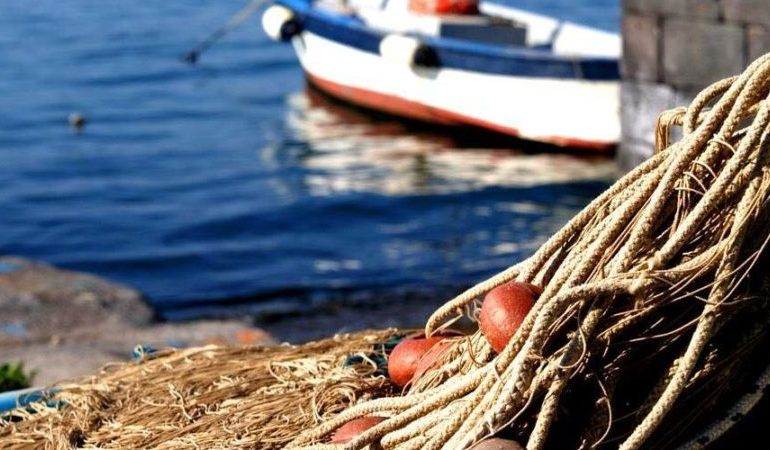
top-left (290, 53), bottom-right (770, 450)
top-left (5, 54), bottom-right (770, 450)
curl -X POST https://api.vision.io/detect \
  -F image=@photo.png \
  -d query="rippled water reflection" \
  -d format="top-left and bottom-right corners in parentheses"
top-left (290, 89), bottom-right (617, 196)
top-left (0, 1), bottom-right (619, 320)
top-left (155, 88), bottom-right (617, 320)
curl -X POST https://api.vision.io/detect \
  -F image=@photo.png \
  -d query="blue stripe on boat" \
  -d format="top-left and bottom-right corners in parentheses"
top-left (276, 0), bottom-right (619, 80)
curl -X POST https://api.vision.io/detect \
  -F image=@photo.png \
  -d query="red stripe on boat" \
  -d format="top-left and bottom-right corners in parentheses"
top-left (306, 72), bottom-right (457, 125)
top-left (305, 71), bottom-right (614, 152)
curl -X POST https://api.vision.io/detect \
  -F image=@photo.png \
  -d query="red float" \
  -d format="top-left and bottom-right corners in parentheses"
top-left (480, 282), bottom-right (540, 353)
top-left (388, 330), bottom-right (461, 386)
top-left (413, 339), bottom-right (454, 381)
top-left (330, 416), bottom-right (386, 444)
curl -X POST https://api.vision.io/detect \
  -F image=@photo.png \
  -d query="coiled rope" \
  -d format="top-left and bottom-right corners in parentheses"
top-left (289, 52), bottom-right (770, 450)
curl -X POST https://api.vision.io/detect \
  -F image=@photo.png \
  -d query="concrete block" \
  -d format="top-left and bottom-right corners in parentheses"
top-left (618, 138), bottom-right (654, 171)
top-left (663, 19), bottom-right (745, 88)
top-left (621, 82), bottom-right (677, 144)
top-left (622, 15), bottom-right (660, 81)
top-left (721, 0), bottom-right (770, 26)
top-left (619, 81), bottom-right (697, 171)
top-left (623, 0), bottom-right (719, 19)
top-left (748, 24), bottom-right (770, 63)
top-left (622, 0), bottom-right (655, 14)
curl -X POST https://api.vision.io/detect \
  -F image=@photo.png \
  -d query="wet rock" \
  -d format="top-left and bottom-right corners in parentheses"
top-left (0, 256), bottom-right (274, 385)
top-left (0, 256), bottom-right (153, 344)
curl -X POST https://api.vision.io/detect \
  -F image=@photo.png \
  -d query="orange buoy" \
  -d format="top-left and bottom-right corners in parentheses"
top-left (479, 282), bottom-right (540, 353)
top-left (413, 338), bottom-right (453, 381)
top-left (409, 0), bottom-right (479, 15)
top-left (388, 330), bottom-right (460, 386)
top-left (330, 416), bottom-right (386, 444)
top-left (235, 328), bottom-right (270, 345)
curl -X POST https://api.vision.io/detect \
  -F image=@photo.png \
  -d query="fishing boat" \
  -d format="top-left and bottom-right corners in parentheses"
top-left (261, 0), bottom-right (620, 151)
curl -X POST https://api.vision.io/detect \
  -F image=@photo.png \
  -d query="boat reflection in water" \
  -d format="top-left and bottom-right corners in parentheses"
top-left (285, 85), bottom-right (618, 197)
top-left (157, 86), bottom-right (619, 328)
top-left (239, 85), bottom-right (620, 339)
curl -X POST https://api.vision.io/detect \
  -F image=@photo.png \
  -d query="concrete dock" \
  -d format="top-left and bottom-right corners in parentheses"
top-left (619, 0), bottom-right (770, 169)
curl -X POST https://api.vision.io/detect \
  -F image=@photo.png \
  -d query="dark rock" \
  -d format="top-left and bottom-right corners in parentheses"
top-left (68, 113), bottom-right (86, 131)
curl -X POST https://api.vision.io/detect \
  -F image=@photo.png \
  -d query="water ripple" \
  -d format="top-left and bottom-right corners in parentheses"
top-left (0, 0), bottom-right (619, 319)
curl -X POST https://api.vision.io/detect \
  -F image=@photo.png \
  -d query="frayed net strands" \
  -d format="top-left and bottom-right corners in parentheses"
top-left (286, 53), bottom-right (770, 450)
top-left (0, 330), bottom-right (403, 450)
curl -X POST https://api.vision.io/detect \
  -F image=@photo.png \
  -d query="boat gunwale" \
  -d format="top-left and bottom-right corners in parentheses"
top-left (274, 0), bottom-right (620, 80)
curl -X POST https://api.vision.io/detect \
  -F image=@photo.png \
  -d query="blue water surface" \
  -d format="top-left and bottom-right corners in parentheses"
top-left (0, 0), bottom-right (618, 320)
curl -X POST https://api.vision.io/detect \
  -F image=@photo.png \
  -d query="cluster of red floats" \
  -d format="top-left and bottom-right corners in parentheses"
top-left (332, 281), bottom-right (541, 448)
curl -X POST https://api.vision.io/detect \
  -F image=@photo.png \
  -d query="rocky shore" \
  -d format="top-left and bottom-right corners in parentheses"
top-left (0, 255), bottom-right (458, 388)
top-left (0, 256), bottom-right (274, 386)
top-left (2, 257), bottom-right (768, 447)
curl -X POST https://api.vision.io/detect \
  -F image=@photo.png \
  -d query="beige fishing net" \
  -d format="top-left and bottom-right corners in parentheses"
top-left (4, 54), bottom-right (770, 450)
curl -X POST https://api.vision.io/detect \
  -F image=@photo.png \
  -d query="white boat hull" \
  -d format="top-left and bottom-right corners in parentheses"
top-left (292, 31), bottom-right (620, 150)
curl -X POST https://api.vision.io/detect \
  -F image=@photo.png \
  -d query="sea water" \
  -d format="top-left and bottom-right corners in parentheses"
top-left (0, 0), bottom-right (618, 322)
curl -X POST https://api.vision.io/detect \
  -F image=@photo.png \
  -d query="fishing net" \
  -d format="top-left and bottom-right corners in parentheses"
top-left (285, 53), bottom-right (770, 450)
top-left (4, 54), bottom-right (770, 450)
top-left (0, 330), bottom-right (403, 449)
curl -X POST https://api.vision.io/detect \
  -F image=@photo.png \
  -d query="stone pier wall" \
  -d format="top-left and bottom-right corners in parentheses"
top-left (619, 0), bottom-right (770, 169)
